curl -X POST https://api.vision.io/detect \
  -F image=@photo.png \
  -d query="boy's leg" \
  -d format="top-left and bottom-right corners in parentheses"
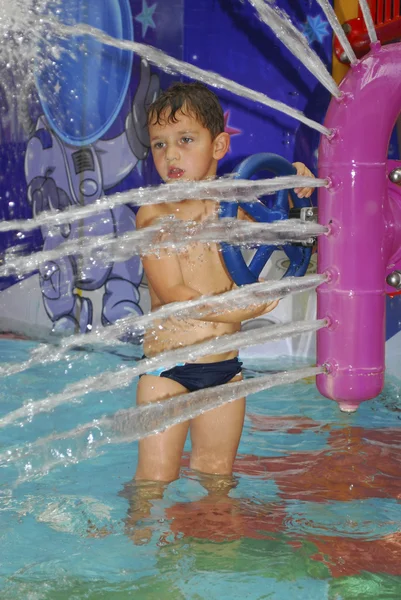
top-left (120, 478), bottom-right (167, 545)
top-left (135, 374), bottom-right (190, 482)
top-left (190, 375), bottom-right (245, 475)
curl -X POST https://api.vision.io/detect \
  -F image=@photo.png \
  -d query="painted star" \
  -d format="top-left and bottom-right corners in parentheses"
top-left (301, 14), bottom-right (330, 45)
top-left (224, 110), bottom-right (242, 137)
top-left (135, 0), bottom-right (157, 39)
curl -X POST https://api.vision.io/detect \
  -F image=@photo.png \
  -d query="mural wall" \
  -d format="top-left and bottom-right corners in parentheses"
top-left (0, 0), bottom-right (334, 345)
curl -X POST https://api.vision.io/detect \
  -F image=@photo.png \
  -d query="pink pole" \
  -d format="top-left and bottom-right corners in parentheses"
top-left (317, 42), bottom-right (401, 411)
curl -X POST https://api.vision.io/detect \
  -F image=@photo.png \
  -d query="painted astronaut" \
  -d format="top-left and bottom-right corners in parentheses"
top-left (24, 61), bottom-right (159, 335)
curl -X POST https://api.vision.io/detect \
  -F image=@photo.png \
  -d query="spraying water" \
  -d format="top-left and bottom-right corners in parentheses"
top-left (249, 0), bottom-right (341, 97)
top-left (1, 218), bottom-right (328, 279)
top-left (0, 1), bottom-right (336, 137)
top-left (314, 0), bottom-right (358, 65)
top-left (358, 0), bottom-right (378, 44)
top-left (61, 274), bottom-right (326, 349)
top-left (0, 275), bottom-right (327, 379)
top-left (44, 18), bottom-right (332, 137)
top-left (0, 175), bottom-right (327, 235)
top-left (0, 319), bottom-right (327, 428)
top-left (0, 0), bottom-right (337, 490)
top-left (1, 365), bottom-right (324, 484)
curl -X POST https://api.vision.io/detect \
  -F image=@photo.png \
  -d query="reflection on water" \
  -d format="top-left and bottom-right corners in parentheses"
top-left (1, 341), bottom-right (401, 599)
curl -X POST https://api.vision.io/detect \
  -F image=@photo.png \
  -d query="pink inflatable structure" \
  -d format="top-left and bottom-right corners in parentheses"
top-left (317, 41), bottom-right (401, 411)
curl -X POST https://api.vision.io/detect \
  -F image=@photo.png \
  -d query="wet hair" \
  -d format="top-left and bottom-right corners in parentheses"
top-left (147, 82), bottom-right (225, 139)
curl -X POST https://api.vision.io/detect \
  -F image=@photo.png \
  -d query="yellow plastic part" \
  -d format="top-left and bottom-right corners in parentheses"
top-left (332, 0), bottom-right (359, 84)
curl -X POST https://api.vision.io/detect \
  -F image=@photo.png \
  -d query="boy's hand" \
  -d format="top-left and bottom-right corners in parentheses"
top-left (246, 298), bottom-right (279, 320)
top-left (292, 162), bottom-right (315, 199)
top-left (262, 299), bottom-right (279, 314)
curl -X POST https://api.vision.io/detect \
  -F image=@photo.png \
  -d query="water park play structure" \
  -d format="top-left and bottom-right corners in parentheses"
top-left (2, 2), bottom-right (401, 595)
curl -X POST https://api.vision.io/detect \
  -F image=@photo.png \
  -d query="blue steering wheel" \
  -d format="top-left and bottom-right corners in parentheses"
top-left (219, 153), bottom-right (313, 285)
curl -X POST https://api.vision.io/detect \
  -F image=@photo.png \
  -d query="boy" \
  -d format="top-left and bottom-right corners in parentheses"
top-left (135, 82), bottom-right (314, 485)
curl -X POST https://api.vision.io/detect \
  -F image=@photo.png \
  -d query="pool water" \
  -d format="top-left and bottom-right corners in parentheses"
top-left (1, 338), bottom-right (401, 599)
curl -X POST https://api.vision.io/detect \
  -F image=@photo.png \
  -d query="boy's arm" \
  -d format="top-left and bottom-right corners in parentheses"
top-left (137, 206), bottom-right (201, 304)
top-left (136, 206), bottom-right (278, 323)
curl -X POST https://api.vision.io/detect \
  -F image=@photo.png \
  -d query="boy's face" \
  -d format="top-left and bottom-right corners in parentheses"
top-left (148, 109), bottom-right (229, 183)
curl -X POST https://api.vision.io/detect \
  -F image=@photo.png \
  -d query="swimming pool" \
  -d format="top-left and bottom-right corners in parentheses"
top-left (1, 338), bottom-right (401, 599)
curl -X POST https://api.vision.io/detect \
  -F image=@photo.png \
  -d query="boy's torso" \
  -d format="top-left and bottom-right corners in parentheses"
top-left (143, 199), bottom-right (241, 361)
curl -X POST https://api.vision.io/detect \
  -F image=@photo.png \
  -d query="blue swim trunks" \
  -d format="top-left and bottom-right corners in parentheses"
top-left (143, 357), bottom-right (242, 392)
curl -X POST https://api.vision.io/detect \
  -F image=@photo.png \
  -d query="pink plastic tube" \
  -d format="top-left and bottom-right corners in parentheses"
top-left (317, 42), bottom-right (401, 411)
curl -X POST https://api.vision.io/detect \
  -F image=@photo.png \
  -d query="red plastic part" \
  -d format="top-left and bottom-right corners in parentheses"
top-left (334, 1), bottom-right (401, 63)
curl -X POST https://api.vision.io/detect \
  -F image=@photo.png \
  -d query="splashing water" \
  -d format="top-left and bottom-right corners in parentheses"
top-left (0, 1), bottom-right (54, 65)
top-left (358, 0), bottom-right (378, 44)
top-left (0, 319), bottom-right (327, 428)
top-left (1, 365), bottom-right (324, 484)
top-left (314, 0), bottom-right (358, 65)
top-left (0, 0), bottom-right (61, 137)
top-left (249, 0), bottom-right (341, 97)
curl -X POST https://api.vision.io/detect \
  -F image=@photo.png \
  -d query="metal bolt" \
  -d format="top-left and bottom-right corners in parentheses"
top-left (389, 168), bottom-right (401, 185)
top-left (386, 271), bottom-right (401, 289)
